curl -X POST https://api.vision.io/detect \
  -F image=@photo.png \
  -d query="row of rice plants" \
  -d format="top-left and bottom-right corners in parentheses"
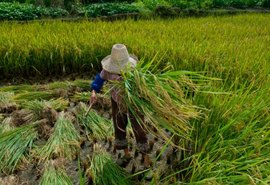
top-left (0, 14), bottom-right (269, 90)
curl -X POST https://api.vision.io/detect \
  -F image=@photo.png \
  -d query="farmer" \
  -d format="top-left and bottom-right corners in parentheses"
top-left (90, 44), bottom-right (151, 167)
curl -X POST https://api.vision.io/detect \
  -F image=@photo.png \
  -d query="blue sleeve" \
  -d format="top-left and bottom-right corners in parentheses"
top-left (91, 73), bottom-right (105, 93)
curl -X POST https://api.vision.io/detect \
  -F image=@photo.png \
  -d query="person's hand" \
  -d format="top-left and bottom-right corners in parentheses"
top-left (90, 90), bottom-right (97, 105)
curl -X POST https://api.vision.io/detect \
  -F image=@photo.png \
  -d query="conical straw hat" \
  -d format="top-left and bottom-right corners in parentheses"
top-left (101, 44), bottom-right (137, 74)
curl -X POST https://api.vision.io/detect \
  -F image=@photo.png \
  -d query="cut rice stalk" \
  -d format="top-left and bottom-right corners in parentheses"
top-left (78, 104), bottom-right (113, 141)
top-left (39, 160), bottom-right (73, 185)
top-left (0, 122), bottom-right (38, 173)
top-left (36, 112), bottom-right (81, 161)
top-left (88, 144), bottom-right (133, 185)
top-left (116, 60), bottom-right (209, 144)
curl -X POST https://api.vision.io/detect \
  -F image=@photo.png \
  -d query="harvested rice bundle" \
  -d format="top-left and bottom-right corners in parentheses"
top-left (10, 109), bottom-right (34, 126)
top-left (78, 104), bottom-right (113, 141)
top-left (73, 92), bottom-right (110, 106)
top-left (0, 114), bottom-right (4, 122)
top-left (88, 144), bottom-right (133, 185)
top-left (0, 92), bottom-right (17, 113)
top-left (73, 79), bottom-right (91, 90)
top-left (39, 160), bottom-right (73, 185)
top-left (73, 92), bottom-right (91, 102)
top-left (116, 60), bottom-right (207, 143)
top-left (0, 84), bottom-right (36, 93)
top-left (46, 81), bottom-right (70, 90)
top-left (0, 117), bottom-right (14, 134)
top-left (0, 123), bottom-right (38, 173)
top-left (36, 112), bottom-right (81, 161)
top-left (22, 98), bottom-right (68, 121)
top-left (14, 91), bottom-right (55, 103)
top-left (49, 98), bottom-right (69, 111)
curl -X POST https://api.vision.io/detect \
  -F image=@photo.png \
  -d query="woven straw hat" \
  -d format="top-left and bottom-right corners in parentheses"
top-left (101, 44), bottom-right (137, 74)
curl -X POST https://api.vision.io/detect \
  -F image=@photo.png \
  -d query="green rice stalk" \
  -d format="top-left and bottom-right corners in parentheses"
top-left (0, 123), bottom-right (38, 173)
top-left (78, 104), bottom-right (113, 141)
top-left (117, 59), bottom-right (207, 143)
top-left (89, 144), bottom-right (133, 185)
top-left (36, 112), bottom-right (81, 161)
top-left (39, 160), bottom-right (73, 185)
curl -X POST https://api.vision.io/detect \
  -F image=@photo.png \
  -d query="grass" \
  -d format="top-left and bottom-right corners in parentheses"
top-left (88, 144), bottom-right (133, 185)
top-left (0, 123), bottom-right (38, 173)
top-left (35, 112), bottom-right (81, 161)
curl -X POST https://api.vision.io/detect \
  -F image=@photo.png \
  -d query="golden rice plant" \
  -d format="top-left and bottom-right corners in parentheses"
top-left (0, 14), bottom-right (269, 89)
top-left (88, 144), bottom-right (133, 185)
top-left (36, 112), bottom-right (81, 161)
top-left (39, 160), bottom-right (73, 185)
top-left (0, 122), bottom-right (38, 173)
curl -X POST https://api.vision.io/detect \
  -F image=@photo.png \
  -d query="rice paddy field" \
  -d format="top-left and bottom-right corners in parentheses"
top-left (0, 13), bottom-right (270, 184)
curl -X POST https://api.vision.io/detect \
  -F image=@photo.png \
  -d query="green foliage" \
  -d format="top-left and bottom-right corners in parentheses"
top-left (0, 2), bottom-right (68, 20)
top-left (80, 3), bottom-right (139, 17)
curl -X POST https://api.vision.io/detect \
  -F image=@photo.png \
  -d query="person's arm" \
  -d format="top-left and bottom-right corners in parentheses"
top-left (90, 71), bottom-right (106, 104)
top-left (90, 70), bottom-right (109, 104)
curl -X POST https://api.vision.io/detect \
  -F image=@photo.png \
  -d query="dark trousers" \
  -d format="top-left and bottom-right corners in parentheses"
top-left (111, 98), bottom-right (149, 154)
